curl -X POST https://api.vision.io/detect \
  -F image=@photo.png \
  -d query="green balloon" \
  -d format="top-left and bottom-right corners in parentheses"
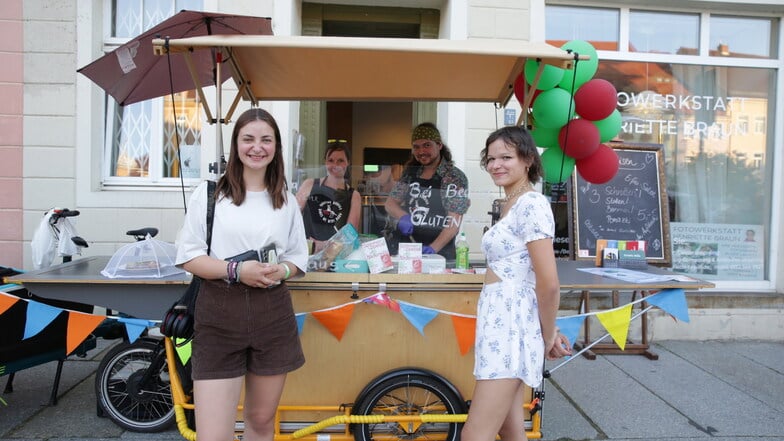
top-left (558, 40), bottom-right (599, 92)
top-left (593, 109), bottom-right (622, 142)
top-left (531, 126), bottom-right (560, 148)
top-left (541, 146), bottom-right (576, 184)
top-left (525, 58), bottom-right (564, 91)
top-left (532, 88), bottom-right (575, 129)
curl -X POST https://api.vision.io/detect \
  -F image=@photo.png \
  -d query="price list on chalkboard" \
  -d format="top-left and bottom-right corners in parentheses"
top-left (571, 143), bottom-right (671, 265)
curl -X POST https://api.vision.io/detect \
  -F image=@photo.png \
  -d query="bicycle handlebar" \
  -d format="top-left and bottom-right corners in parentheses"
top-left (126, 227), bottom-right (159, 240)
top-left (49, 208), bottom-right (80, 225)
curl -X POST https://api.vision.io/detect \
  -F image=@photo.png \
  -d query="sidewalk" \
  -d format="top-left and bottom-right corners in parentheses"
top-left (1, 340), bottom-right (783, 441)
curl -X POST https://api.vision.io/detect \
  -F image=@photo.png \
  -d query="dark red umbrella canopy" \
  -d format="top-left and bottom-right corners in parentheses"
top-left (77, 10), bottom-right (272, 106)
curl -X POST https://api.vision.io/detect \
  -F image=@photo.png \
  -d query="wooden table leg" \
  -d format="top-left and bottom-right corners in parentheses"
top-left (574, 289), bottom-right (596, 360)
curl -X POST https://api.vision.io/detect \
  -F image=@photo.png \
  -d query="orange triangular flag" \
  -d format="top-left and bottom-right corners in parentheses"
top-left (596, 304), bottom-right (633, 350)
top-left (451, 315), bottom-right (476, 355)
top-left (0, 292), bottom-right (19, 315)
top-left (66, 311), bottom-right (106, 355)
top-left (312, 303), bottom-right (355, 341)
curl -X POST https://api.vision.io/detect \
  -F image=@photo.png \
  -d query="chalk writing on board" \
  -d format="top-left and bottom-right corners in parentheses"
top-left (572, 143), bottom-right (671, 265)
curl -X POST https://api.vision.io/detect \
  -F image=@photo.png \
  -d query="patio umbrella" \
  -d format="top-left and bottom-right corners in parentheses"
top-left (77, 10), bottom-right (272, 106)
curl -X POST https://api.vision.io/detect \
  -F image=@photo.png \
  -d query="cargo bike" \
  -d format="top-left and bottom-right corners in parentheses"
top-left (148, 34), bottom-right (580, 441)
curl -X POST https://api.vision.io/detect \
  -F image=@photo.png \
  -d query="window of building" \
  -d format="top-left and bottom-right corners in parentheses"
top-left (545, 4), bottom-right (777, 283)
top-left (754, 116), bottom-right (766, 134)
top-left (103, 0), bottom-right (203, 186)
top-left (737, 115), bottom-right (749, 134)
top-left (545, 6), bottom-right (619, 50)
top-left (753, 153), bottom-right (764, 168)
top-left (629, 10), bottom-right (700, 54)
top-left (710, 15), bottom-right (777, 58)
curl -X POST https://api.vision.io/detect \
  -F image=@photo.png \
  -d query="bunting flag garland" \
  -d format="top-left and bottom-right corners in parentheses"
top-left (555, 315), bottom-right (586, 350)
top-left (295, 313), bottom-right (306, 334)
top-left (645, 289), bottom-right (689, 323)
top-left (1, 286), bottom-right (691, 364)
top-left (118, 317), bottom-right (157, 343)
top-left (23, 301), bottom-right (63, 340)
top-left (451, 315), bottom-right (477, 355)
top-left (174, 338), bottom-right (192, 364)
top-left (298, 289), bottom-right (689, 356)
top-left (66, 311), bottom-right (106, 354)
top-left (399, 302), bottom-right (439, 335)
top-left (363, 292), bottom-right (401, 312)
top-left (0, 292), bottom-right (17, 315)
top-left (596, 303), bottom-right (633, 350)
top-left (312, 303), bottom-right (356, 341)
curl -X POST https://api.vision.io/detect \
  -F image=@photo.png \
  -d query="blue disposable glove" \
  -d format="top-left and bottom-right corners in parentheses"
top-left (422, 245), bottom-right (436, 255)
top-left (397, 214), bottom-right (414, 235)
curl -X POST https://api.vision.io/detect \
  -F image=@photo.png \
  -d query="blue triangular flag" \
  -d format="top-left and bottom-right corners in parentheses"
top-left (646, 289), bottom-right (689, 323)
top-left (118, 318), bottom-right (153, 343)
top-left (399, 302), bottom-right (439, 335)
top-left (24, 301), bottom-right (62, 340)
top-left (295, 313), bottom-right (306, 335)
top-left (555, 315), bottom-right (585, 349)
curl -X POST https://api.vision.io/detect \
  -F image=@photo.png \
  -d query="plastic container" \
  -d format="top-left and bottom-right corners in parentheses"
top-left (455, 232), bottom-right (469, 270)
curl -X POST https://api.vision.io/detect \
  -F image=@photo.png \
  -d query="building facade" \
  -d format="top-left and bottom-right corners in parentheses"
top-left (1, 0), bottom-right (782, 339)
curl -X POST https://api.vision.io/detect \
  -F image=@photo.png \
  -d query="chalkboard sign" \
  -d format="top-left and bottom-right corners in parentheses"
top-left (571, 143), bottom-right (671, 265)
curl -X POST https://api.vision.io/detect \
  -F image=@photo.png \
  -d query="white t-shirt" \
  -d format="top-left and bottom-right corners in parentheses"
top-left (176, 181), bottom-right (309, 274)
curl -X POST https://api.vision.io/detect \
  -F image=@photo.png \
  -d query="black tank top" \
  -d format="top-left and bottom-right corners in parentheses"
top-left (303, 178), bottom-right (354, 241)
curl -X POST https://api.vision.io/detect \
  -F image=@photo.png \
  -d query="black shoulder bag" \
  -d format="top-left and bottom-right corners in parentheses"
top-left (161, 181), bottom-right (216, 341)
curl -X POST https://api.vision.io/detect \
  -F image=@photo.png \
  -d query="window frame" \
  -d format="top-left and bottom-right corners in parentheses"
top-left (99, 0), bottom-right (205, 188)
top-left (544, 2), bottom-right (781, 290)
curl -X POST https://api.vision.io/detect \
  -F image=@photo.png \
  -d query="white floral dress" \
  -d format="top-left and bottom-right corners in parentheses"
top-left (474, 191), bottom-right (554, 388)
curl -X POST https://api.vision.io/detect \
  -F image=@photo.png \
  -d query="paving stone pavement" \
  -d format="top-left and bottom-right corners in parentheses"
top-left (1, 340), bottom-right (782, 441)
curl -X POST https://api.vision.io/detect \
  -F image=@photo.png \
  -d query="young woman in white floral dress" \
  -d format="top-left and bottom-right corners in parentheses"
top-left (461, 126), bottom-right (572, 441)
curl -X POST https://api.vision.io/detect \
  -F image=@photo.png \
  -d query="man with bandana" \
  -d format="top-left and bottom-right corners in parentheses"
top-left (384, 122), bottom-right (470, 261)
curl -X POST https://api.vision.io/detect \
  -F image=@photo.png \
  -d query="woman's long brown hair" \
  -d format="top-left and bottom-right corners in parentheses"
top-left (216, 108), bottom-right (288, 209)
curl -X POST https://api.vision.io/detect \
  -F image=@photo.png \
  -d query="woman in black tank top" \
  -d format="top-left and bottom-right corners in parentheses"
top-left (295, 142), bottom-right (361, 252)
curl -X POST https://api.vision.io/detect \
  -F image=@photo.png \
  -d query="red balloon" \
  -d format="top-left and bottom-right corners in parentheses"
top-left (514, 73), bottom-right (526, 104)
top-left (514, 73), bottom-right (541, 108)
top-left (558, 119), bottom-right (600, 160)
top-left (574, 79), bottom-right (618, 121)
top-left (576, 143), bottom-right (619, 184)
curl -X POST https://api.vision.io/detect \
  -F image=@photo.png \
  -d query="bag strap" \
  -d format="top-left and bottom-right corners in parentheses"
top-left (206, 180), bottom-right (216, 255)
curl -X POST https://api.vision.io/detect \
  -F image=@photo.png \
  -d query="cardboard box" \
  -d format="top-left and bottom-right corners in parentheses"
top-left (334, 259), bottom-right (370, 273)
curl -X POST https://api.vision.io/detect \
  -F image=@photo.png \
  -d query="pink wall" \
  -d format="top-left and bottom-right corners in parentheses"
top-left (0, 0), bottom-right (23, 269)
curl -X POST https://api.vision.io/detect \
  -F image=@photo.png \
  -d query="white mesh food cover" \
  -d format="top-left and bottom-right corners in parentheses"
top-left (101, 235), bottom-right (185, 278)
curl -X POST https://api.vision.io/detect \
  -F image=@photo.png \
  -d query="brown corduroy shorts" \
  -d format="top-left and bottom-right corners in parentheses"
top-left (191, 279), bottom-right (305, 380)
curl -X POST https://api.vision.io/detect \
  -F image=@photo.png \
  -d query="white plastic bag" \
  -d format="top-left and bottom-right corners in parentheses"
top-left (31, 211), bottom-right (56, 269)
top-left (31, 209), bottom-right (82, 269)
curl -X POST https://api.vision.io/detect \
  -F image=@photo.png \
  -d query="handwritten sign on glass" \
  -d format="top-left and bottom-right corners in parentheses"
top-left (571, 143), bottom-right (671, 265)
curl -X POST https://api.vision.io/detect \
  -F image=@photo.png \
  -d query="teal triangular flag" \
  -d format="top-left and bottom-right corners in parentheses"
top-left (646, 289), bottom-right (689, 323)
top-left (555, 315), bottom-right (585, 348)
top-left (24, 301), bottom-right (62, 340)
top-left (118, 318), bottom-right (153, 343)
top-left (399, 302), bottom-right (439, 335)
top-left (296, 313), bottom-right (306, 334)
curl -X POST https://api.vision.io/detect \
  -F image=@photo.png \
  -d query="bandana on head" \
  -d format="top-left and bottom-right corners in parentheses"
top-left (411, 125), bottom-right (441, 143)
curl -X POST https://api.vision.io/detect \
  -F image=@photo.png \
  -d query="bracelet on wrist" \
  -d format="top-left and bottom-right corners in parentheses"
top-left (226, 261), bottom-right (234, 284)
top-left (235, 261), bottom-right (244, 284)
top-left (281, 263), bottom-right (291, 280)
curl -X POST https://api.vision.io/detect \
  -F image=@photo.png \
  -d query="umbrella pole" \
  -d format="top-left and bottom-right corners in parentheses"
top-left (215, 51), bottom-right (224, 177)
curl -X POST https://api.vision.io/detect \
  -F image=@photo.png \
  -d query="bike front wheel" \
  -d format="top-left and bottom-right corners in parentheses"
top-left (352, 370), bottom-right (466, 441)
top-left (95, 339), bottom-right (174, 432)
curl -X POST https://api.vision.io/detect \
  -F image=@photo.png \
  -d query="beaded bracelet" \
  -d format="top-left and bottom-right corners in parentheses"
top-left (226, 260), bottom-right (241, 284)
top-left (235, 261), bottom-right (244, 284)
top-left (281, 263), bottom-right (291, 280)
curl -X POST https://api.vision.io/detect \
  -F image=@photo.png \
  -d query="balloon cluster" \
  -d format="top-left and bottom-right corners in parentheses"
top-left (514, 40), bottom-right (621, 184)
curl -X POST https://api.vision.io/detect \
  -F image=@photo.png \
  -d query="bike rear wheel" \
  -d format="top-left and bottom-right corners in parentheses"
top-left (95, 339), bottom-right (174, 432)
